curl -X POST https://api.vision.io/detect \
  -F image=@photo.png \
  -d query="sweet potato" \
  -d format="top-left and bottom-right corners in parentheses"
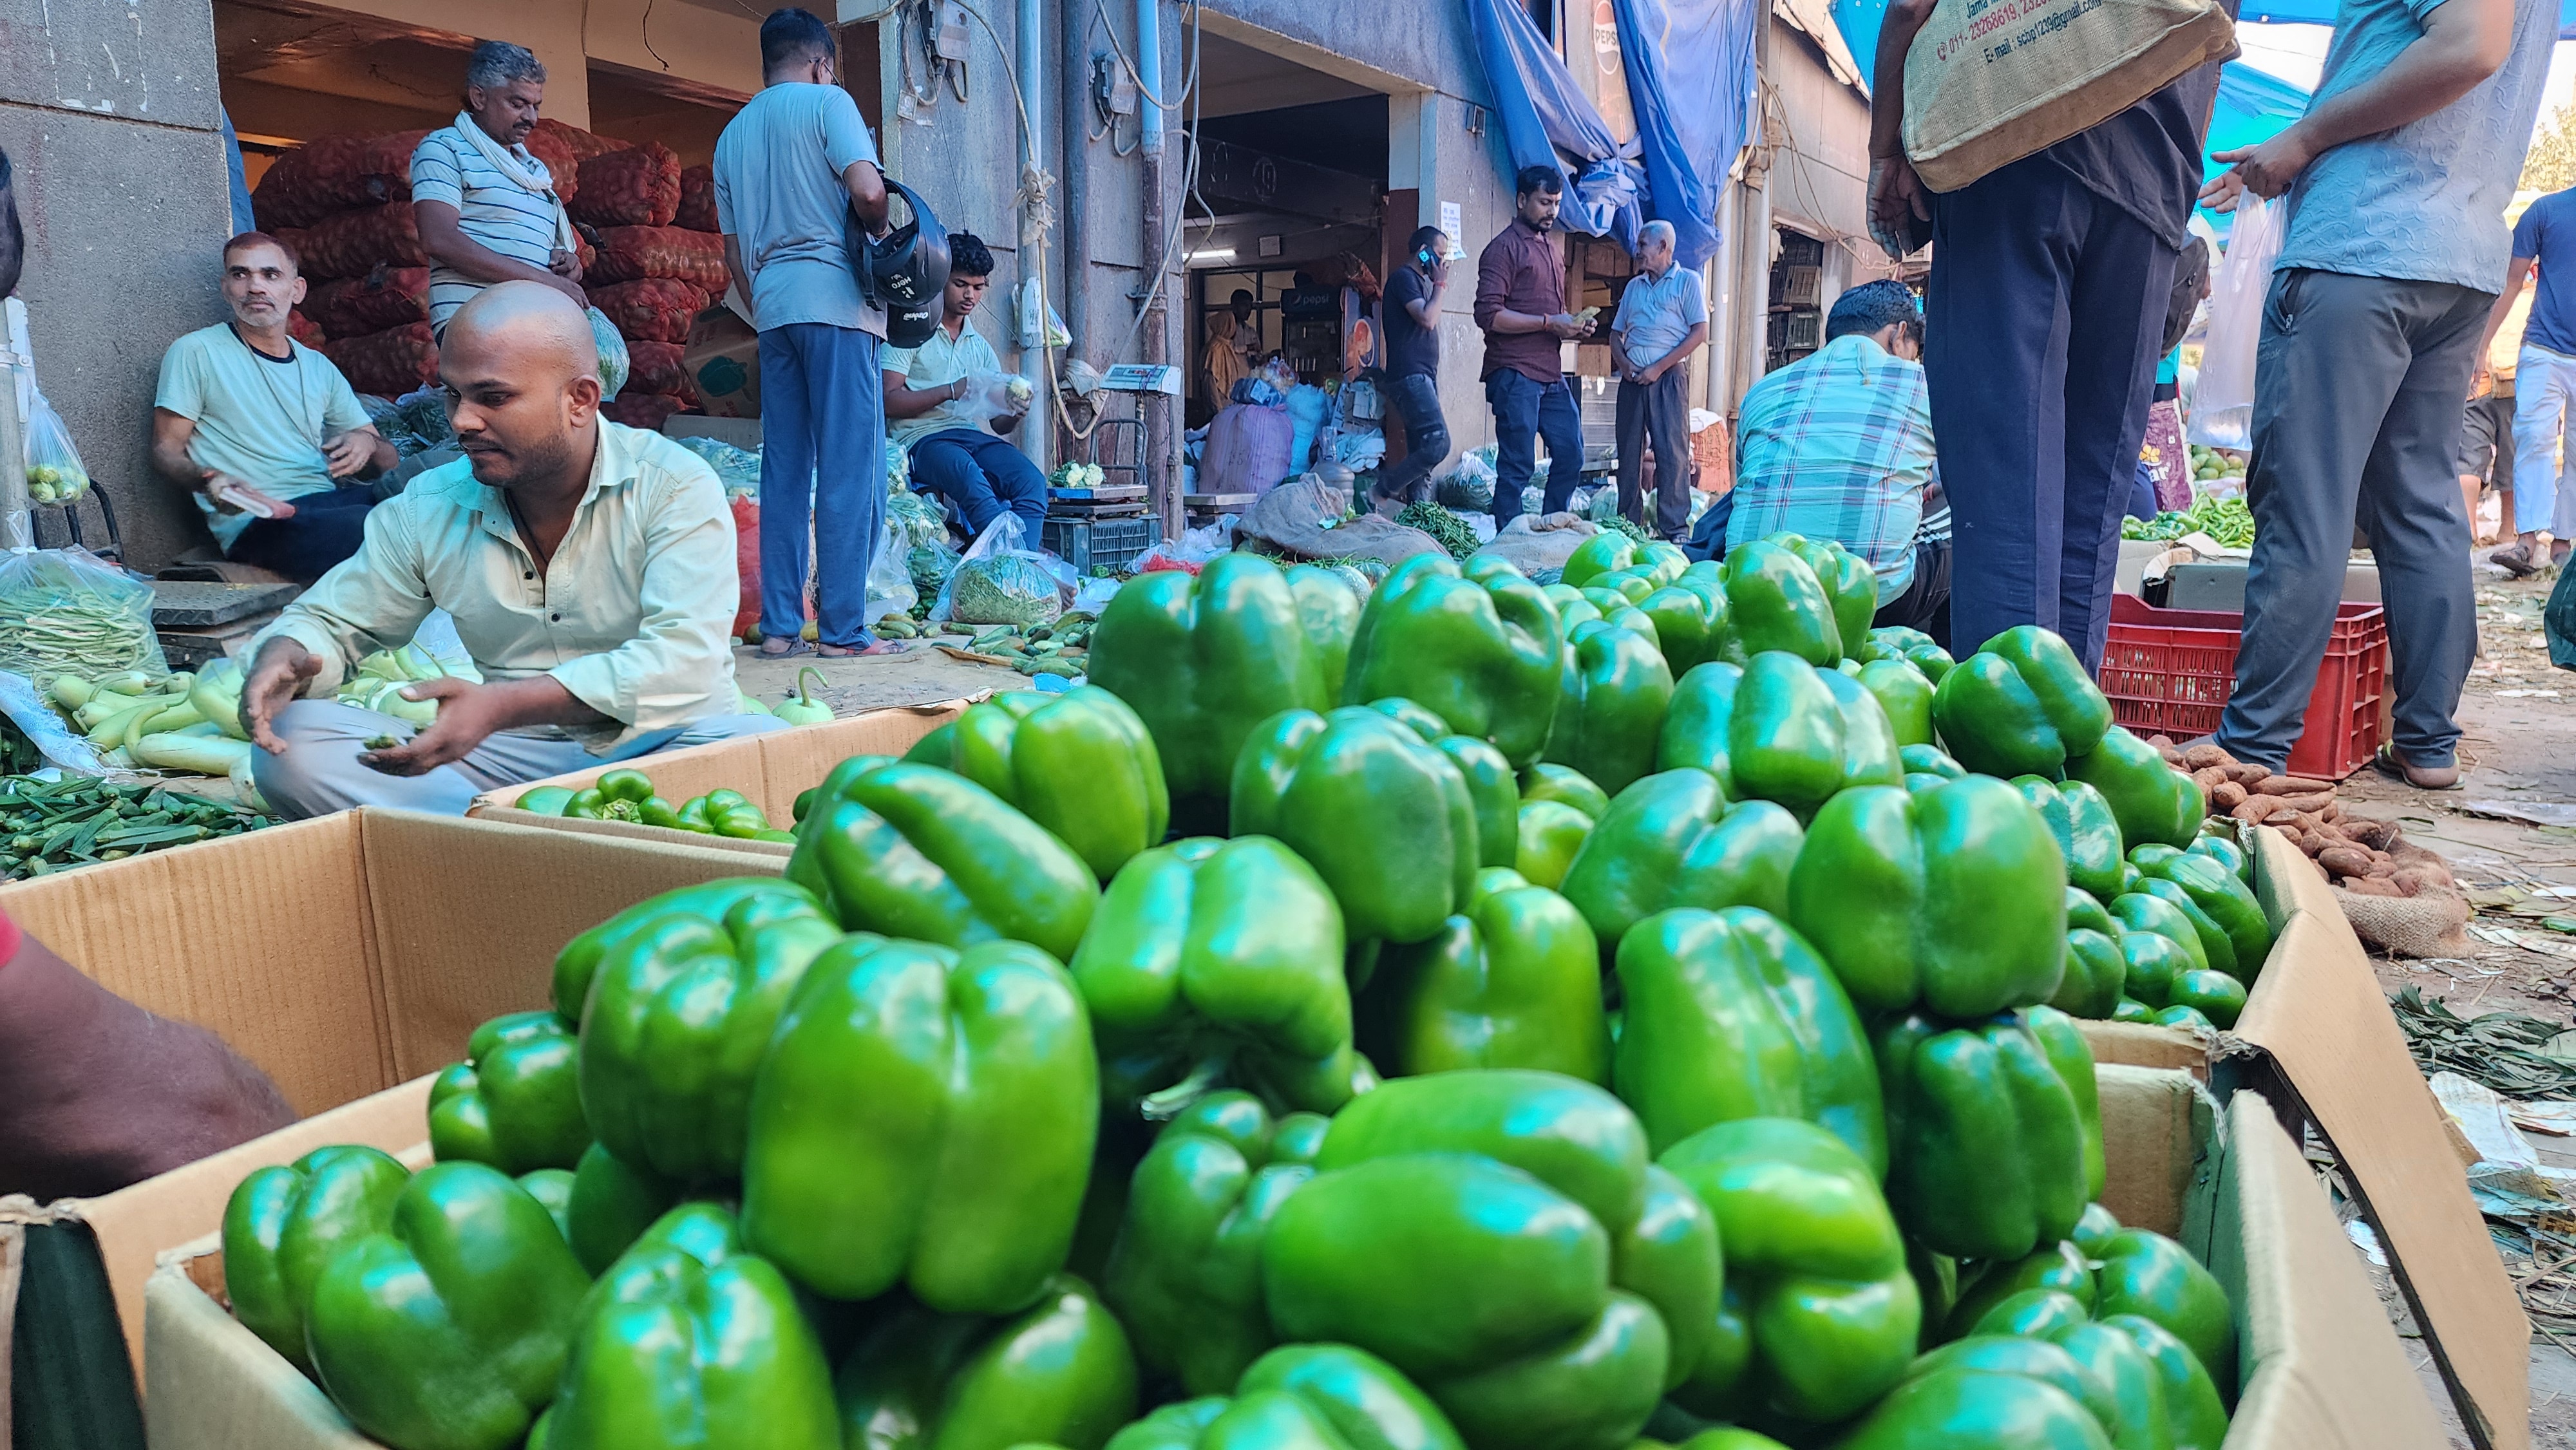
top-left (2318, 845), bottom-right (2374, 878)
top-left (2222, 762), bottom-right (2271, 786)
top-left (2210, 781), bottom-right (2248, 810)
top-left (2275, 791), bottom-right (2335, 815)
top-left (2340, 818), bottom-right (2400, 851)
top-left (2233, 796), bottom-right (2283, 825)
top-left (2342, 876), bottom-right (2403, 897)
top-left (2183, 744), bottom-right (2233, 770)
top-left (2255, 776), bottom-right (2334, 796)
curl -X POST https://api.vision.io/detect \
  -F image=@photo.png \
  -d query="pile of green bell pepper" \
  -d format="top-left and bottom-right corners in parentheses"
top-left (1556, 767), bottom-right (1804, 952)
top-left (1655, 655), bottom-right (1902, 819)
top-left (945, 685), bottom-right (1171, 881)
top-left (1343, 554), bottom-right (1566, 769)
top-left (1089, 552), bottom-right (1336, 833)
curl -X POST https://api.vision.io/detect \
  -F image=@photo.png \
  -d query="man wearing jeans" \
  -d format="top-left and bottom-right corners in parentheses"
top-left (884, 232), bottom-right (1046, 541)
top-left (714, 7), bottom-right (896, 657)
top-left (2476, 181), bottom-right (2576, 571)
top-left (1475, 168), bottom-right (1596, 528)
top-left (1611, 220), bottom-right (1709, 539)
top-left (2201, 0), bottom-right (2548, 787)
top-left (1368, 225), bottom-right (1452, 513)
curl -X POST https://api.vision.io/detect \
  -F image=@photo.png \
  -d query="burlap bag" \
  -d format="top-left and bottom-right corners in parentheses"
top-left (1901, 0), bottom-right (2235, 192)
top-left (1238, 475), bottom-right (1447, 569)
top-left (1472, 513), bottom-right (1600, 577)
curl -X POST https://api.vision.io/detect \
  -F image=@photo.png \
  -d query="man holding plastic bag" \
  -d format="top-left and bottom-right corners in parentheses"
top-left (151, 232), bottom-right (397, 583)
top-left (2200, 0), bottom-right (2551, 788)
top-left (236, 283), bottom-right (779, 819)
top-left (882, 231), bottom-right (1048, 542)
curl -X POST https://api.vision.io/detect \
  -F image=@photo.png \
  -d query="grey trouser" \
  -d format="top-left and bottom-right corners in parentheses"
top-left (1615, 370), bottom-right (1694, 539)
top-left (253, 699), bottom-right (788, 820)
top-left (2219, 269), bottom-right (2487, 771)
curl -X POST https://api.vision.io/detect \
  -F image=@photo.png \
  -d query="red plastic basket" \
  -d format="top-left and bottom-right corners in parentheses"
top-left (2096, 594), bottom-right (2389, 779)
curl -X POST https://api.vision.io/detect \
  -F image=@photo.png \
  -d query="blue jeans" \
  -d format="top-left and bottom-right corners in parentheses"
top-left (229, 485), bottom-right (378, 585)
top-left (909, 428), bottom-right (1049, 542)
top-left (758, 323), bottom-right (884, 648)
top-left (1375, 372), bottom-right (1450, 503)
top-left (1486, 370), bottom-right (1584, 527)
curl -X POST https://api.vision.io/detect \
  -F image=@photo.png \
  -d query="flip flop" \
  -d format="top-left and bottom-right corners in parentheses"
top-left (757, 638), bottom-right (815, 658)
top-left (2489, 544), bottom-right (2540, 578)
top-left (817, 640), bottom-right (908, 658)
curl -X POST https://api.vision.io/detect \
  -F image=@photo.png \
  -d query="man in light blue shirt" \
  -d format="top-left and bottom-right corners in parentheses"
top-left (1609, 221), bottom-right (1709, 540)
top-left (883, 233), bottom-right (1046, 542)
top-left (713, 7), bottom-right (896, 656)
top-left (2201, 0), bottom-right (2550, 787)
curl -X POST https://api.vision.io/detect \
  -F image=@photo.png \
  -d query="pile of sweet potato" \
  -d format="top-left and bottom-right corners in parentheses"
top-left (2152, 739), bottom-right (2456, 900)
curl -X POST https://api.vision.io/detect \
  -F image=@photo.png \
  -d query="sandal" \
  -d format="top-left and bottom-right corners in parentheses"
top-left (817, 639), bottom-right (907, 658)
top-left (757, 637), bottom-right (814, 658)
top-left (2489, 543), bottom-right (2539, 578)
top-left (2369, 746), bottom-right (2460, 791)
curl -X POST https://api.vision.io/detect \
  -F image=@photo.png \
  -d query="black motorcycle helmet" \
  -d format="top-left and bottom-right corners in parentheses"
top-left (854, 178), bottom-right (950, 349)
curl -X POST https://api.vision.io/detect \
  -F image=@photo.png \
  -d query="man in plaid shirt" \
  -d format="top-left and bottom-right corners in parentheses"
top-left (1726, 281), bottom-right (1950, 643)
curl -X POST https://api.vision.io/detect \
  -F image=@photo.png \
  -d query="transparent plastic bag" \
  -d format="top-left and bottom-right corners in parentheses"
top-left (931, 514), bottom-right (1074, 626)
top-left (866, 516), bottom-right (918, 623)
top-left (2188, 197), bottom-right (2279, 452)
top-left (0, 547), bottom-right (169, 690)
top-left (589, 307), bottom-right (633, 401)
top-left (21, 390), bottom-right (91, 505)
top-left (951, 371), bottom-right (1037, 429)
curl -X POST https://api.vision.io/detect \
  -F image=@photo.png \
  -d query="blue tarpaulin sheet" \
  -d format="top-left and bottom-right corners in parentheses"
top-left (2199, 61), bottom-right (2311, 234)
top-left (1613, 0), bottom-right (1763, 271)
top-left (1466, 0), bottom-right (1647, 249)
top-left (2241, 0), bottom-right (2576, 33)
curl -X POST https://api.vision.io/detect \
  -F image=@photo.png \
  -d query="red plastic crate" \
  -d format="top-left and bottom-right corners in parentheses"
top-left (2096, 594), bottom-right (2389, 779)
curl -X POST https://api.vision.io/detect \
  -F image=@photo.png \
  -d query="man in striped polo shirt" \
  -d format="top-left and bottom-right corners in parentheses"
top-left (411, 40), bottom-right (585, 335)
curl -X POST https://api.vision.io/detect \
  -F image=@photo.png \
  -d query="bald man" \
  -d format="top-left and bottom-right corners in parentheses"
top-left (240, 281), bottom-right (781, 818)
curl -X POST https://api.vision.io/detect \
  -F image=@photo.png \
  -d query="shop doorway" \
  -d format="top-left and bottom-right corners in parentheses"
top-left (1180, 33), bottom-right (1392, 428)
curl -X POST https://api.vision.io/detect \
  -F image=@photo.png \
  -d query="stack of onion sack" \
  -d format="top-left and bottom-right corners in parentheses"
top-left (572, 139), bottom-right (705, 430)
top-left (252, 122), bottom-right (585, 397)
top-left (212, 546), bottom-right (2245, 1450)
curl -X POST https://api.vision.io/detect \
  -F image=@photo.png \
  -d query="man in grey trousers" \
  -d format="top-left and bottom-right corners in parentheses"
top-left (2200, 0), bottom-right (2549, 787)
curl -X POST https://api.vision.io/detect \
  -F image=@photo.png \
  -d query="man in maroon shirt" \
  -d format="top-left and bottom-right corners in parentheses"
top-left (1476, 167), bottom-right (1598, 527)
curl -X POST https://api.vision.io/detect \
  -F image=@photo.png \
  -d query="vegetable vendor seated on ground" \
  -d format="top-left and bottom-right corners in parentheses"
top-left (151, 232), bottom-right (399, 585)
top-left (238, 281), bottom-right (781, 820)
top-left (882, 231), bottom-right (1048, 543)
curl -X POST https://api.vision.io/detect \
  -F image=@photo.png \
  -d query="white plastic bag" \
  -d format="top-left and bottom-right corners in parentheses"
top-left (2187, 197), bottom-right (2280, 453)
top-left (866, 517), bottom-right (918, 623)
top-left (930, 514), bottom-right (1075, 626)
top-left (20, 388), bottom-right (91, 505)
top-left (951, 371), bottom-right (1037, 430)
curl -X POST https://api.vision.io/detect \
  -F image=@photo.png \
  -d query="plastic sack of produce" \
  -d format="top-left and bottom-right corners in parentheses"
top-left (886, 482), bottom-right (949, 548)
top-left (0, 547), bottom-right (170, 690)
top-left (866, 516), bottom-right (918, 621)
top-left (1285, 383), bottom-right (1330, 471)
top-left (588, 307), bottom-right (632, 400)
top-left (929, 514), bottom-right (1074, 626)
top-left (587, 279), bottom-right (710, 344)
top-left (587, 225), bottom-right (730, 292)
top-left (626, 340), bottom-right (694, 399)
top-left (676, 435), bottom-right (762, 494)
top-left (19, 389), bottom-right (92, 505)
top-left (299, 201), bottom-right (428, 280)
top-left (1200, 399), bottom-right (1294, 497)
top-left (731, 494), bottom-right (761, 637)
top-left (306, 266), bottom-right (430, 337)
top-left (323, 323), bottom-right (440, 397)
top-left (676, 163), bottom-right (719, 231)
top-left (571, 142), bottom-right (681, 228)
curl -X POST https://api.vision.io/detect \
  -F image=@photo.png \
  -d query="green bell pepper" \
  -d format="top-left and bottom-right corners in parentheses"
top-left (1343, 554), bottom-right (1566, 769)
top-left (1865, 626), bottom-right (1956, 684)
top-left (2152, 1004), bottom-right (2215, 1031)
top-left (1557, 767), bottom-right (1803, 953)
top-left (2128, 845), bottom-right (2270, 982)
top-left (2117, 932), bottom-right (2193, 1009)
top-left (2108, 892), bottom-right (2208, 972)
top-left (1593, 570), bottom-right (1658, 605)
top-left (1544, 619), bottom-right (1677, 797)
top-left (1778, 534), bottom-right (1879, 654)
top-left (2054, 928), bottom-right (2128, 1019)
top-left (1929, 627), bottom-right (2113, 780)
top-left (2068, 886), bottom-right (2116, 936)
top-left (1786, 777), bottom-right (2069, 1017)
top-left (1101, 1093), bottom-right (1328, 1394)
top-left (2134, 880), bottom-right (2238, 980)
top-left (305, 1161), bottom-right (592, 1450)
top-left (1562, 534), bottom-right (1639, 589)
top-left (1365, 695), bottom-right (1454, 744)
top-left (1517, 800), bottom-right (1597, 890)
top-left (2186, 833), bottom-right (2250, 887)
top-left (2100, 1315), bottom-right (2228, 1450)
top-left (743, 935), bottom-right (1096, 1312)
top-left (2168, 969), bottom-right (2246, 1028)
top-left (903, 721), bottom-right (958, 764)
top-left (1611, 906), bottom-right (1884, 1169)
top-left (1655, 655), bottom-right (1898, 820)
top-left (429, 1010), bottom-right (589, 1174)
top-left (1720, 540), bottom-right (1841, 666)
top-left (1370, 699), bottom-right (1524, 871)
top-left (2065, 728), bottom-right (2205, 852)
top-left (2094, 1229), bottom-right (2235, 1388)
top-left (1837, 1366), bottom-right (2114, 1450)
top-left (1090, 553), bottom-right (1334, 833)
top-left (1071, 835), bottom-right (1360, 1114)
top-left (1967, 1288), bottom-right (2093, 1340)
top-left (555, 880), bottom-right (810, 1019)
top-left (1902, 742), bottom-right (1965, 778)
top-left (564, 787), bottom-right (609, 820)
top-left (2016, 778), bottom-right (2128, 902)
top-left (787, 757), bottom-right (1099, 961)
top-left (1658, 1116), bottom-right (1922, 1427)
top-left (948, 686), bottom-right (1171, 881)
top-left (223, 1145), bottom-right (411, 1373)
top-left (2047, 1321), bottom-right (2183, 1450)
top-left (1102, 1344), bottom-right (1468, 1450)
top-left (835, 1273), bottom-right (1139, 1450)
top-left (1362, 867), bottom-right (1609, 1083)
top-left (517, 785), bottom-right (576, 816)
top-left (674, 793), bottom-right (716, 832)
top-left (1861, 658), bottom-right (1937, 748)
top-left (544, 1204), bottom-right (839, 1450)
top-left (1638, 578), bottom-right (1731, 675)
top-left (1524, 762), bottom-right (1611, 817)
top-left (1287, 563), bottom-right (1365, 704)
top-left (1274, 1071), bottom-right (1718, 1450)
top-left (1875, 1010), bottom-right (2102, 1261)
top-left (1545, 584), bottom-right (1604, 633)
top-left (577, 881), bottom-right (843, 1182)
top-left (1942, 1239), bottom-right (2095, 1341)
top-left (562, 1141), bottom-right (681, 1276)
top-left (1233, 707), bottom-right (1479, 945)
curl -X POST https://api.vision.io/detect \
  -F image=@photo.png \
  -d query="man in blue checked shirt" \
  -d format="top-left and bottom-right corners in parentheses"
top-left (1725, 281), bottom-right (1951, 645)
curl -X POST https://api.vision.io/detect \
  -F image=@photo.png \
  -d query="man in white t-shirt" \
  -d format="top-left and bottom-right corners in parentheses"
top-left (882, 232), bottom-right (1045, 541)
top-left (410, 41), bottom-right (585, 333)
top-left (151, 232), bottom-right (394, 583)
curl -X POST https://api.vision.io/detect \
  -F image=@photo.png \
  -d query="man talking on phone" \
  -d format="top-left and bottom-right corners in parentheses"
top-left (1369, 226), bottom-right (1455, 513)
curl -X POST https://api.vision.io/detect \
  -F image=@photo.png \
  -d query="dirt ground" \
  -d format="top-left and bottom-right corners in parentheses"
top-left (729, 639), bottom-right (1031, 715)
top-left (2324, 566), bottom-right (2576, 1447)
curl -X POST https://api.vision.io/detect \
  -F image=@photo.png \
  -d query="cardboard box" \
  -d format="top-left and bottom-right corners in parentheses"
top-left (2163, 559), bottom-right (2383, 612)
top-left (463, 699), bottom-right (974, 858)
top-left (0, 809), bottom-right (799, 1402)
top-left (137, 1064), bottom-right (2445, 1450)
top-left (681, 305), bottom-right (761, 419)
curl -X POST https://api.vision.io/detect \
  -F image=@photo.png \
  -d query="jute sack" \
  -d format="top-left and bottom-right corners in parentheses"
top-left (1901, 0), bottom-right (2235, 193)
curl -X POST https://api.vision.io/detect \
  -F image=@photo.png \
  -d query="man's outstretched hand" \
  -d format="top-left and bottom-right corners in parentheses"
top-left (359, 676), bottom-right (498, 776)
top-left (242, 638), bottom-right (322, 754)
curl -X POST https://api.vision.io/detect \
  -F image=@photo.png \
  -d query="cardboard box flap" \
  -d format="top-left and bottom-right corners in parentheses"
top-left (2237, 831), bottom-right (2529, 1450)
top-left (145, 1264), bottom-right (372, 1448)
top-left (2094, 1064), bottom-right (2212, 1238)
top-left (2215, 1089), bottom-right (2452, 1450)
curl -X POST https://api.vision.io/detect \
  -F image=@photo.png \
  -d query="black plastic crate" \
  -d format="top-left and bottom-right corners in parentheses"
top-left (1043, 513), bottom-right (1157, 576)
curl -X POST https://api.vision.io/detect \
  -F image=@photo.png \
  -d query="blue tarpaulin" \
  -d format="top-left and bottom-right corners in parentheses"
top-left (1833, 0), bottom-right (1891, 88)
top-left (1613, 0), bottom-right (1763, 271)
top-left (2198, 61), bottom-right (2311, 234)
top-left (1465, 0), bottom-right (1647, 250)
top-left (2240, 0), bottom-right (2576, 33)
